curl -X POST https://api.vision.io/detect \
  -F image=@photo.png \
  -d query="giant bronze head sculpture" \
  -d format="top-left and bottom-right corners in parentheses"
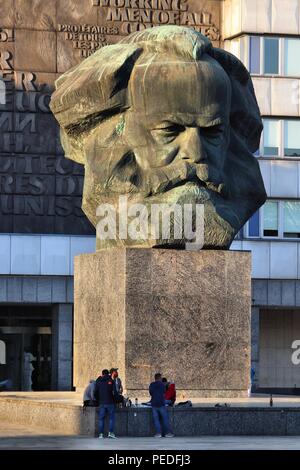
top-left (50, 26), bottom-right (266, 249)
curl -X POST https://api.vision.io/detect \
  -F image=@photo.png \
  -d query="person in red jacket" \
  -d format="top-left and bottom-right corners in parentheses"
top-left (162, 378), bottom-right (176, 406)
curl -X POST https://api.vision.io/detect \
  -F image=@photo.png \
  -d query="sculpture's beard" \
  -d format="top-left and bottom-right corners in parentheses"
top-left (140, 180), bottom-right (236, 250)
top-left (84, 155), bottom-right (237, 251)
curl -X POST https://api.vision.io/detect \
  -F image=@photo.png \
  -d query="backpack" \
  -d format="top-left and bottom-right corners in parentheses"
top-left (175, 400), bottom-right (192, 408)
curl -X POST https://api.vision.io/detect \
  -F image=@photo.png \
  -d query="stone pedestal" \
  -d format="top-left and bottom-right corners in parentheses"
top-left (74, 249), bottom-right (251, 398)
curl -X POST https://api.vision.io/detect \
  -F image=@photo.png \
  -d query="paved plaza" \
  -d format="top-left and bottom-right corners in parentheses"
top-left (0, 422), bottom-right (299, 450)
top-left (1, 393), bottom-right (300, 439)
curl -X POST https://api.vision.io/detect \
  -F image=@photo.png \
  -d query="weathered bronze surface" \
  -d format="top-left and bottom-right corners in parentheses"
top-left (0, 1), bottom-right (224, 235)
top-left (51, 25), bottom-right (266, 249)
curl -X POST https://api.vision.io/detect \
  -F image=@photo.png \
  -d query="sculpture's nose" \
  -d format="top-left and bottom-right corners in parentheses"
top-left (180, 127), bottom-right (207, 163)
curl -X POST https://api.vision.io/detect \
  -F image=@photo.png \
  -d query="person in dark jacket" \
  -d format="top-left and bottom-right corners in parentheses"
top-left (94, 369), bottom-right (117, 438)
top-left (110, 368), bottom-right (124, 406)
top-left (149, 373), bottom-right (174, 438)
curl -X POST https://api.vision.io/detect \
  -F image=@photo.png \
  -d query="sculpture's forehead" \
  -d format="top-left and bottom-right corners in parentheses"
top-left (128, 56), bottom-right (231, 120)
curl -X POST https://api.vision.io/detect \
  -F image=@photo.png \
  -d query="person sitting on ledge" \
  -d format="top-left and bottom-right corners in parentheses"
top-left (162, 378), bottom-right (176, 406)
top-left (83, 379), bottom-right (97, 407)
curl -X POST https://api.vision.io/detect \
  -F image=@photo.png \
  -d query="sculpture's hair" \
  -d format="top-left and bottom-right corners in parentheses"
top-left (50, 26), bottom-right (266, 222)
top-left (120, 24), bottom-right (212, 60)
top-left (50, 26), bottom-right (262, 157)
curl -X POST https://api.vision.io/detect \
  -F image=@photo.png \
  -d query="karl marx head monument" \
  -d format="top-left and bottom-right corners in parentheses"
top-left (51, 26), bottom-right (266, 249)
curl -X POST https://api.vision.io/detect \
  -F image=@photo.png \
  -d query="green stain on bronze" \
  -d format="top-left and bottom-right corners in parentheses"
top-left (116, 115), bottom-right (125, 136)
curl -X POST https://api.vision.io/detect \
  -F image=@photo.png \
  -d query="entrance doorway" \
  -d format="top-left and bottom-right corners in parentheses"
top-left (0, 305), bottom-right (52, 391)
top-left (259, 308), bottom-right (300, 394)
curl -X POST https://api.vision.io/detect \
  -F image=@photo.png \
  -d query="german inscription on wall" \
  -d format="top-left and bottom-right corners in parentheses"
top-left (0, 0), bottom-right (221, 234)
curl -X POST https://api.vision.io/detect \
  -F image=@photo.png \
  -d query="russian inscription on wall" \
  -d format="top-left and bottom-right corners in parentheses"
top-left (0, 0), bottom-right (221, 234)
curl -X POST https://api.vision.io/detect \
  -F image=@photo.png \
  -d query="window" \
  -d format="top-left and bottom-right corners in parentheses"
top-left (248, 210), bottom-right (260, 237)
top-left (284, 120), bottom-right (300, 157)
top-left (263, 119), bottom-right (279, 156)
top-left (261, 119), bottom-right (300, 158)
top-left (284, 201), bottom-right (300, 238)
top-left (249, 36), bottom-right (260, 74)
top-left (230, 36), bottom-right (300, 77)
top-left (263, 201), bottom-right (279, 237)
top-left (264, 38), bottom-right (279, 74)
top-left (245, 200), bottom-right (300, 239)
top-left (284, 39), bottom-right (300, 76)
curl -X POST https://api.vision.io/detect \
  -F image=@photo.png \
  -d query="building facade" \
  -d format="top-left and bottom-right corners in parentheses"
top-left (0, 0), bottom-right (299, 393)
top-left (224, 0), bottom-right (300, 393)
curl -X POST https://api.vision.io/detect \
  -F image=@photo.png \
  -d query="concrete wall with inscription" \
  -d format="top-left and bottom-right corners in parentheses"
top-left (0, 0), bottom-right (222, 235)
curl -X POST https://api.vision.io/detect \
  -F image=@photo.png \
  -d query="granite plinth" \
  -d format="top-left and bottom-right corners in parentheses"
top-left (74, 249), bottom-right (251, 398)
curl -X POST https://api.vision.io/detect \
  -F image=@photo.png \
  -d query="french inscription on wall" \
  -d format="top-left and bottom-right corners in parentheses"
top-left (0, 0), bottom-right (221, 234)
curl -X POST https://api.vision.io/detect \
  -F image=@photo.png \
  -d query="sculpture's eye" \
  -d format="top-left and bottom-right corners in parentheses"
top-left (151, 122), bottom-right (185, 142)
top-left (200, 124), bottom-right (224, 144)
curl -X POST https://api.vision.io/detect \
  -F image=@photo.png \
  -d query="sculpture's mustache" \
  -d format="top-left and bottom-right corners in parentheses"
top-left (158, 174), bottom-right (228, 198)
top-left (107, 152), bottom-right (228, 198)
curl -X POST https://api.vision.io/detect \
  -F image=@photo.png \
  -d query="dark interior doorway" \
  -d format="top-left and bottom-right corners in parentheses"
top-left (0, 305), bottom-right (52, 391)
